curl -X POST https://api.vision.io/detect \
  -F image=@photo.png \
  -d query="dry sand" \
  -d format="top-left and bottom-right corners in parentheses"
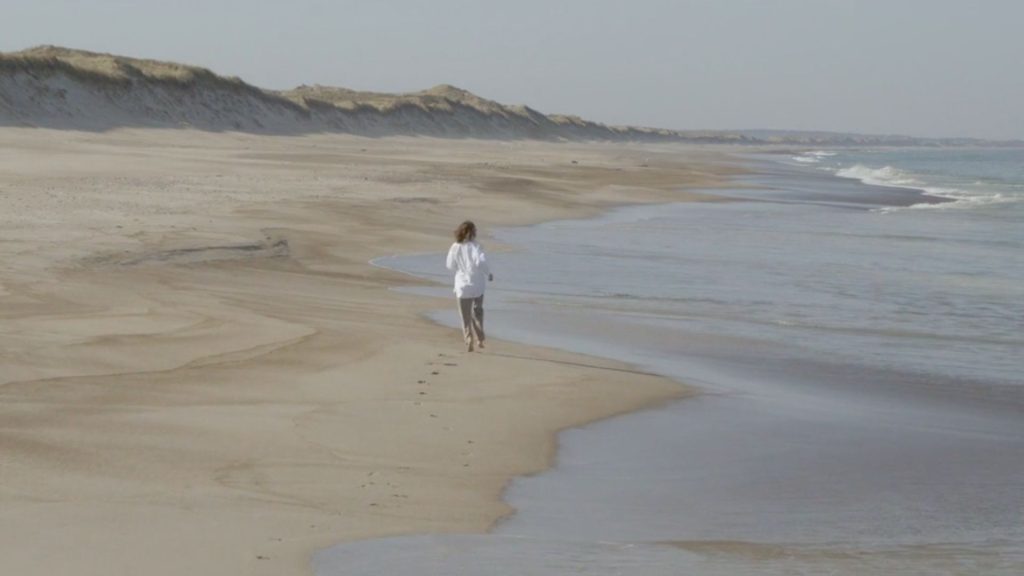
top-left (0, 129), bottom-right (736, 575)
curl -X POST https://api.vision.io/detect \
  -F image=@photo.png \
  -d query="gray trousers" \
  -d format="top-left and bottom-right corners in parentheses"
top-left (458, 295), bottom-right (485, 344)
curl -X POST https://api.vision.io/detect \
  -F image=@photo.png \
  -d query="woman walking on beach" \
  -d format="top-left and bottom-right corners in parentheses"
top-left (446, 220), bottom-right (492, 352)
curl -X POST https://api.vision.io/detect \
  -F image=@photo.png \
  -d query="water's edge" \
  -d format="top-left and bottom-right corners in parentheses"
top-left (317, 152), bottom-right (1024, 575)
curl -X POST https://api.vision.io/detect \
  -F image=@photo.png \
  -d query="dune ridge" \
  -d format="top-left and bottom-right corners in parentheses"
top-left (0, 45), bottom-right (692, 139)
top-left (4, 46), bottom-right (1020, 146)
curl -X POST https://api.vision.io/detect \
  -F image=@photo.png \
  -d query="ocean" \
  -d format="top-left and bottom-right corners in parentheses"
top-left (317, 147), bottom-right (1024, 575)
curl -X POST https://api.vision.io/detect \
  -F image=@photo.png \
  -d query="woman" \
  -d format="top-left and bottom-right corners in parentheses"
top-left (446, 220), bottom-right (493, 352)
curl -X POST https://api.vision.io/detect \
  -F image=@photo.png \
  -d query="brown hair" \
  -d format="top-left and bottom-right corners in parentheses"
top-left (454, 220), bottom-right (477, 243)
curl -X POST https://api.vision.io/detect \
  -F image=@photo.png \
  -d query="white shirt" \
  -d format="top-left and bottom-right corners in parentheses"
top-left (446, 240), bottom-right (490, 299)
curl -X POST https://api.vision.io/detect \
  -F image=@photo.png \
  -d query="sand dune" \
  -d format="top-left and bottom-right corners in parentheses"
top-left (0, 46), bottom-right (713, 140)
top-left (6, 47), bottom-right (1014, 146)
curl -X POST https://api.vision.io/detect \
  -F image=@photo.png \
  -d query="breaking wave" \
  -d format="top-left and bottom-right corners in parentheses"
top-left (791, 150), bottom-right (837, 164)
top-left (836, 164), bottom-right (1015, 211)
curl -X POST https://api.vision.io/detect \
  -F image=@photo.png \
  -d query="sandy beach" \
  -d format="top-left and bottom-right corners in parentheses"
top-left (0, 129), bottom-right (734, 575)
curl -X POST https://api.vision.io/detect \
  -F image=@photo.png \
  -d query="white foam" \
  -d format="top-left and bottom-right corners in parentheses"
top-left (791, 150), bottom-right (837, 164)
top-left (836, 164), bottom-right (1015, 211)
top-left (878, 189), bottom-right (1011, 212)
top-left (836, 164), bottom-right (921, 188)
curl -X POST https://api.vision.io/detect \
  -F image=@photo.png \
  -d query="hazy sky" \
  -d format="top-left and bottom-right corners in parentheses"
top-left (3, 0), bottom-right (1022, 139)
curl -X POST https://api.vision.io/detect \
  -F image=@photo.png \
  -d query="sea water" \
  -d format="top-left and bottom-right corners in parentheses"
top-left (317, 148), bottom-right (1024, 575)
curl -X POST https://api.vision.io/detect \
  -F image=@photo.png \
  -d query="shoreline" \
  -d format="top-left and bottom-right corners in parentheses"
top-left (345, 152), bottom-right (1024, 575)
top-left (0, 129), bottom-right (739, 575)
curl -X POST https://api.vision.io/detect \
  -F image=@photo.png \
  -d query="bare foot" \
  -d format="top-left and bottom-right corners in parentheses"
top-left (477, 341), bottom-right (485, 349)
top-left (467, 342), bottom-right (474, 352)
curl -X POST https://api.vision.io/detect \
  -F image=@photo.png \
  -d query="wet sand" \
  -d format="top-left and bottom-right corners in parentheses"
top-left (0, 129), bottom-right (734, 575)
top-left (358, 175), bottom-right (1024, 575)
